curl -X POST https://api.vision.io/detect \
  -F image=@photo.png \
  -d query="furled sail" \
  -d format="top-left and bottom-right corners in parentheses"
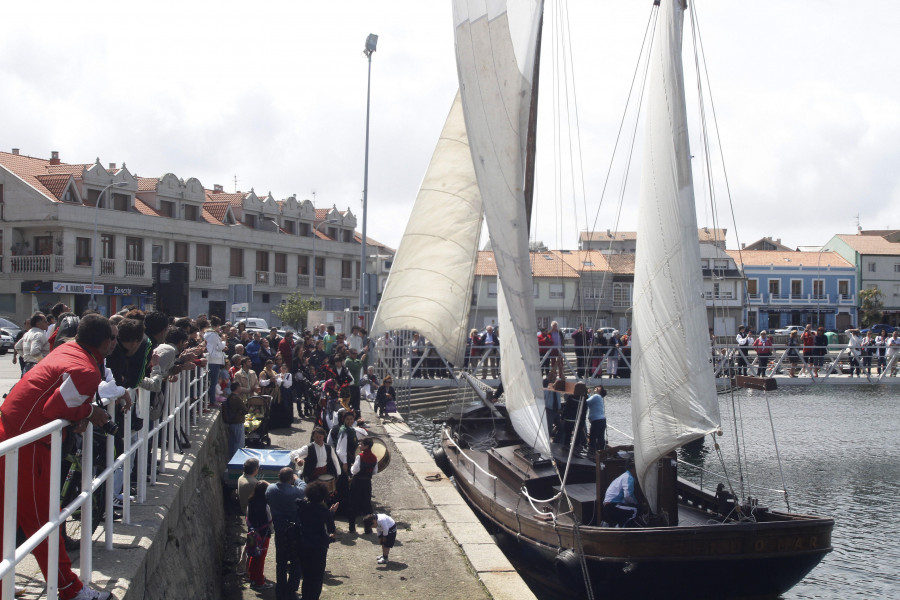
top-left (370, 92), bottom-right (483, 366)
top-left (453, 0), bottom-right (549, 455)
top-left (631, 0), bottom-right (721, 512)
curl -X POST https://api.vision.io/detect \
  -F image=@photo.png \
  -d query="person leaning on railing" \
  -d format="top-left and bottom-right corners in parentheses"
top-left (0, 313), bottom-right (122, 600)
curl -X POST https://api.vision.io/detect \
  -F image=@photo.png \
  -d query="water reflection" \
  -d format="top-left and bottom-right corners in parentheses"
top-left (403, 386), bottom-right (900, 599)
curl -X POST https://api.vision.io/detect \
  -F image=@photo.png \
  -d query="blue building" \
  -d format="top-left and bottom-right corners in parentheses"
top-left (727, 250), bottom-right (857, 332)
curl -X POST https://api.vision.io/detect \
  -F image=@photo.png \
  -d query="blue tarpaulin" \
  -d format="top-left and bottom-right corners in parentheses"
top-left (226, 448), bottom-right (293, 484)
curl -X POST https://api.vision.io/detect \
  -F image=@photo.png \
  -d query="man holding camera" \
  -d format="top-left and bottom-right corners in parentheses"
top-left (0, 313), bottom-right (122, 600)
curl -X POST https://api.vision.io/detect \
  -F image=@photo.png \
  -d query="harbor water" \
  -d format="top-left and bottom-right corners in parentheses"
top-left (406, 384), bottom-right (899, 599)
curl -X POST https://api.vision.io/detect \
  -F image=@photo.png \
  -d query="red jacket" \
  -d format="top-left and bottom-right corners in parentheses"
top-left (278, 338), bottom-right (294, 362)
top-left (0, 341), bottom-right (103, 440)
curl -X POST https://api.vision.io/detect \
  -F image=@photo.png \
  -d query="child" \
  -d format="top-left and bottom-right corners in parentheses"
top-left (363, 513), bottom-right (396, 564)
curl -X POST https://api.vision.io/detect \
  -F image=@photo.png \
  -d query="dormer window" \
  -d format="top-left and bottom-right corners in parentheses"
top-left (245, 214), bottom-right (257, 229)
top-left (327, 227), bottom-right (337, 240)
top-left (112, 192), bottom-right (129, 212)
top-left (159, 200), bottom-right (176, 217)
top-left (299, 223), bottom-right (311, 236)
top-left (283, 220), bottom-right (296, 234)
top-left (184, 205), bottom-right (199, 221)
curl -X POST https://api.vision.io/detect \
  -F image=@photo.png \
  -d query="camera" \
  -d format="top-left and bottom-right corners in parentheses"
top-left (100, 419), bottom-right (119, 436)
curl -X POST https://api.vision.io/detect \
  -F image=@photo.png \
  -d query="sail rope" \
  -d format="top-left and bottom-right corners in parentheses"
top-left (761, 388), bottom-right (792, 512)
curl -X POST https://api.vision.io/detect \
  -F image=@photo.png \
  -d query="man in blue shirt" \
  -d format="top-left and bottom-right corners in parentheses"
top-left (585, 385), bottom-right (607, 452)
top-left (265, 467), bottom-right (307, 600)
top-left (603, 467), bottom-right (640, 527)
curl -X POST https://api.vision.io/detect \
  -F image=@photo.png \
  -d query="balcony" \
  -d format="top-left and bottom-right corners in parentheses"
top-left (125, 260), bottom-right (145, 278)
top-left (703, 291), bottom-right (736, 300)
top-left (297, 274), bottom-right (310, 288)
top-left (838, 293), bottom-right (855, 305)
top-left (195, 266), bottom-right (212, 282)
top-left (274, 272), bottom-right (288, 286)
top-left (10, 255), bottom-right (65, 273)
top-left (256, 271), bottom-right (269, 284)
top-left (341, 277), bottom-right (357, 291)
top-left (100, 258), bottom-right (116, 276)
top-left (315, 275), bottom-right (326, 290)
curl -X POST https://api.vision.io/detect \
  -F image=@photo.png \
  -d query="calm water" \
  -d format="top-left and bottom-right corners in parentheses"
top-left (406, 385), bottom-right (899, 599)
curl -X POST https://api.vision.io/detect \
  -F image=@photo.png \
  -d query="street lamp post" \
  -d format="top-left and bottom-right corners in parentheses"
top-left (312, 219), bottom-right (337, 300)
top-left (359, 32), bottom-right (378, 328)
top-left (89, 181), bottom-right (129, 311)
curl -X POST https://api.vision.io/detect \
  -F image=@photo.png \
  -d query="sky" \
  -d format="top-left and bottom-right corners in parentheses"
top-left (2, 0), bottom-right (898, 252)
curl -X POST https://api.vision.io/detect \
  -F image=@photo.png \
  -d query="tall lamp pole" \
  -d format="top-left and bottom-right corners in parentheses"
top-left (359, 33), bottom-right (378, 328)
top-left (89, 181), bottom-right (128, 311)
top-left (313, 219), bottom-right (337, 300)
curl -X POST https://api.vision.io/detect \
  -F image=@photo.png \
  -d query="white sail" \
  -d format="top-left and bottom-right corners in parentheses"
top-left (453, 0), bottom-right (549, 455)
top-left (631, 0), bottom-right (721, 512)
top-left (370, 92), bottom-right (483, 366)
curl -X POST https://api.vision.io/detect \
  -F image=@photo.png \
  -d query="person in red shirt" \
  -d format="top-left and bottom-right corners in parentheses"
top-left (0, 313), bottom-right (120, 600)
top-left (752, 330), bottom-right (774, 377)
top-left (800, 324), bottom-right (815, 376)
top-left (277, 331), bottom-right (295, 365)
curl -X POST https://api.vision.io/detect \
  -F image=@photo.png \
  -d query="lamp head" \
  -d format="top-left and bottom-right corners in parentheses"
top-left (365, 33), bottom-right (378, 54)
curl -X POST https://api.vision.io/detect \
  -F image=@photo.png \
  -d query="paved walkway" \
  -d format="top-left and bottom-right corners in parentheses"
top-left (230, 395), bottom-right (531, 600)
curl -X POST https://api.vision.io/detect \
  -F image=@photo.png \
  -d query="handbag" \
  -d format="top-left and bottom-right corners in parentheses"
top-left (245, 529), bottom-right (263, 557)
top-left (385, 400), bottom-right (398, 413)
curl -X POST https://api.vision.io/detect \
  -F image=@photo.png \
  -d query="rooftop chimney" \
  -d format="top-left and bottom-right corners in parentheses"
top-left (776, 238), bottom-right (781, 245)
top-left (50, 151), bottom-right (60, 165)
top-left (741, 242), bottom-right (746, 249)
top-left (213, 184), bottom-right (224, 193)
top-left (11, 148), bottom-right (19, 155)
top-left (606, 228), bottom-right (612, 237)
top-left (109, 163), bottom-right (116, 170)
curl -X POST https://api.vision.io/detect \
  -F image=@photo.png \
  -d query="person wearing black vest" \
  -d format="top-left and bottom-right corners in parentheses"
top-left (348, 437), bottom-right (379, 533)
top-left (328, 411), bottom-right (367, 512)
top-left (292, 427), bottom-right (340, 483)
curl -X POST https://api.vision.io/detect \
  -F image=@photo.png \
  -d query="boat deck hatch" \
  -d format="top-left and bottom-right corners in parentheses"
top-left (514, 445), bottom-right (552, 468)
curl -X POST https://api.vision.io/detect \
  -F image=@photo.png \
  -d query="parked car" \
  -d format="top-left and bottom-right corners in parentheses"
top-left (860, 324), bottom-right (898, 335)
top-left (0, 317), bottom-right (22, 341)
top-left (773, 325), bottom-right (805, 335)
top-left (559, 327), bottom-right (576, 342)
top-left (0, 331), bottom-right (13, 355)
top-left (236, 317), bottom-right (270, 333)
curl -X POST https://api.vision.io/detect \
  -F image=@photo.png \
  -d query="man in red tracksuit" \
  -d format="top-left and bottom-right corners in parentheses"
top-left (0, 313), bottom-right (117, 600)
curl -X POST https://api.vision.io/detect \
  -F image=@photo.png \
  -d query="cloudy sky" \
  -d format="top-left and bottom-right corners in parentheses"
top-left (2, 0), bottom-right (897, 251)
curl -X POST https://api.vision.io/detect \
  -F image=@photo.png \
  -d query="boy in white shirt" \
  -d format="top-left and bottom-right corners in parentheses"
top-left (363, 513), bottom-right (397, 564)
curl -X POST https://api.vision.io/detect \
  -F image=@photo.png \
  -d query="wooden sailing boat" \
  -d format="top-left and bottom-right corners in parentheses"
top-left (373, 1), bottom-right (833, 598)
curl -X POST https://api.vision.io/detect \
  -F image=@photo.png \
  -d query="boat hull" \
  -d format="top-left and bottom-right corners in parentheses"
top-left (441, 429), bottom-right (833, 600)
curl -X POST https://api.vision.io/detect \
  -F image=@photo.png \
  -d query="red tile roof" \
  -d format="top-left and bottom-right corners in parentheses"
top-left (34, 174), bottom-right (73, 200)
top-left (204, 201), bottom-right (231, 222)
top-left (726, 250), bottom-right (853, 268)
top-left (133, 198), bottom-right (161, 217)
top-left (137, 176), bottom-right (159, 191)
top-left (832, 234), bottom-right (900, 256)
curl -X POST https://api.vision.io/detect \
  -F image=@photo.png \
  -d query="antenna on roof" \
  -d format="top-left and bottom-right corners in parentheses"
top-left (234, 175), bottom-right (238, 193)
top-left (855, 213), bottom-right (861, 234)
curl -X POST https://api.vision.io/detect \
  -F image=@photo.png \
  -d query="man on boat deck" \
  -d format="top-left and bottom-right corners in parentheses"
top-left (586, 385), bottom-right (607, 452)
top-left (603, 467), bottom-right (641, 528)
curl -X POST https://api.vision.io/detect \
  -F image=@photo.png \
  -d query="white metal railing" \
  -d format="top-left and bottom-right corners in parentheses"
top-left (195, 266), bottom-right (212, 281)
top-left (0, 367), bottom-right (209, 598)
top-left (125, 260), bottom-right (145, 277)
top-left (100, 258), bottom-right (115, 276)
top-left (274, 272), bottom-right (287, 286)
top-left (9, 255), bottom-right (66, 273)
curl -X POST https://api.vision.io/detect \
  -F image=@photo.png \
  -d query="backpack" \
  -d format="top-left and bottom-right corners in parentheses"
top-left (285, 520), bottom-right (303, 556)
top-left (245, 529), bottom-right (263, 558)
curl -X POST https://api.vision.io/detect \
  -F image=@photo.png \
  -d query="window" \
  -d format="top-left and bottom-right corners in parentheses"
top-left (298, 255), bottom-right (309, 275)
top-left (533, 283), bottom-right (539, 298)
top-left (612, 282), bottom-right (632, 307)
top-left (487, 283), bottom-right (498, 298)
top-left (768, 279), bottom-right (781, 297)
top-left (262, 293), bottom-right (270, 304)
top-left (0, 184), bottom-right (3, 203)
top-left (245, 214), bottom-right (257, 229)
top-left (184, 204), bottom-right (199, 222)
top-left (85, 189), bottom-right (100, 207)
top-left (582, 287), bottom-right (602, 300)
top-left (790, 280), bottom-right (802, 298)
top-left (174, 241), bottom-right (189, 263)
top-left (868, 262), bottom-right (876, 272)
top-left (112, 192), bottom-right (129, 212)
top-left (746, 279), bottom-right (758, 296)
top-left (196, 244), bottom-right (211, 267)
top-left (283, 221), bottom-right (295, 234)
top-left (34, 236), bottom-right (53, 255)
top-left (314, 256), bottom-right (325, 276)
top-left (894, 264), bottom-right (900, 273)
top-left (159, 200), bottom-right (175, 217)
top-left (382, 260), bottom-right (393, 272)
top-left (342, 230), bottom-right (353, 243)
top-left (812, 279), bottom-right (825, 299)
top-left (76, 237), bottom-right (92, 266)
top-left (341, 260), bottom-right (353, 278)
top-left (230, 248), bottom-right (244, 277)
top-left (256, 251), bottom-right (269, 272)
top-left (101, 234), bottom-right (115, 259)
top-left (151, 244), bottom-right (162, 263)
top-left (838, 280), bottom-right (850, 298)
top-left (327, 227), bottom-right (338, 240)
top-left (299, 223), bottom-right (311, 237)
top-left (275, 253), bottom-right (287, 273)
top-left (549, 283), bottom-right (564, 299)
top-left (126, 237), bottom-right (143, 261)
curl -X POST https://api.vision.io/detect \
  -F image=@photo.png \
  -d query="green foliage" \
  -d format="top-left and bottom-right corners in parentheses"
top-left (272, 293), bottom-right (321, 330)
top-left (858, 287), bottom-right (883, 327)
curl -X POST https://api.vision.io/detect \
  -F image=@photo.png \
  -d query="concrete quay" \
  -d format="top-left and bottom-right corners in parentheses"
top-left (232, 396), bottom-right (537, 600)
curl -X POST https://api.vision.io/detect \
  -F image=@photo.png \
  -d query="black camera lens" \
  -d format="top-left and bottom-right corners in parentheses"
top-left (100, 420), bottom-right (119, 436)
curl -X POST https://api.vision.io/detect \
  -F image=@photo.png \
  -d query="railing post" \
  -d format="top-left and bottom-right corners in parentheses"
top-left (81, 422), bottom-right (94, 584)
top-left (47, 429), bottom-right (62, 598)
top-left (2, 448), bottom-right (20, 600)
top-left (105, 401), bottom-right (115, 550)
top-left (123, 390), bottom-right (134, 524)
top-left (137, 389), bottom-right (149, 502)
